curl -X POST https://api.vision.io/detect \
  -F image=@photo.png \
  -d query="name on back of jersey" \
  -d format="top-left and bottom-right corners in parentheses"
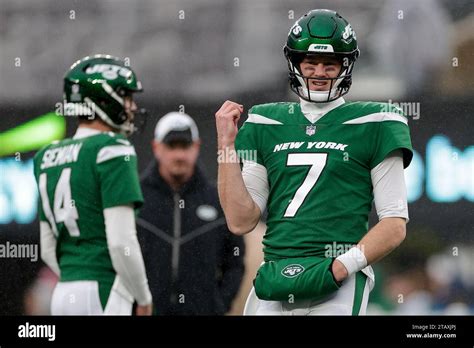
top-left (273, 141), bottom-right (348, 153)
top-left (41, 143), bottom-right (83, 170)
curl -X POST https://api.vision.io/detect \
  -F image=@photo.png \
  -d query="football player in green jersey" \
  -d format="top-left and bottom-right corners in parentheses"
top-left (34, 55), bottom-right (153, 315)
top-left (216, 9), bottom-right (413, 315)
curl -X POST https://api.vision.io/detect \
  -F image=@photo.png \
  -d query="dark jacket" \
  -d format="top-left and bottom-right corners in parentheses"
top-left (137, 161), bottom-right (245, 315)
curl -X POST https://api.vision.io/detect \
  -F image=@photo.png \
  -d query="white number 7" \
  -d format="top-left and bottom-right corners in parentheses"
top-left (284, 153), bottom-right (328, 217)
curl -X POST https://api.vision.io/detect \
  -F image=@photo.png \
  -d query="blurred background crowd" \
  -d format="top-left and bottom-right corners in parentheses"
top-left (1, 0), bottom-right (473, 315)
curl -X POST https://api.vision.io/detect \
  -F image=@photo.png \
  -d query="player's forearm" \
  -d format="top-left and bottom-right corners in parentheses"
top-left (333, 217), bottom-right (406, 282)
top-left (357, 217), bottom-right (406, 265)
top-left (218, 146), bottom-right (261, 235)
top-left (108, 237), bottom-right (152, 306)
top-left (39, 221), bottom-right (60, 276)
top-left (104, 206), bottom-right (152, 306)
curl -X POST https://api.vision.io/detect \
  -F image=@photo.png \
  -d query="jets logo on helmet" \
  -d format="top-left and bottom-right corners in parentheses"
top-left (308, 44), bottom-right (334, 53)
top-left (85, 64), bottom-right (133, 80)
top-left (284, 9), bottom-right (360, 103)
top-left (63, 54), bottom-right (146, 136)
top-left (292, 24), bottom-right (303, 36)
top-left (341, 24), bottom-right (356, 44)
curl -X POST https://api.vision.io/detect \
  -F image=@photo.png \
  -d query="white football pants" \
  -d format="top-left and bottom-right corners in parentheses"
top-left (50, 276), bottom-right (134, 315)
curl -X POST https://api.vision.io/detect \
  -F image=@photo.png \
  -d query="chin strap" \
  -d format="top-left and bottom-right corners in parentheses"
top-left (84, 97), bottom-right (137, 136)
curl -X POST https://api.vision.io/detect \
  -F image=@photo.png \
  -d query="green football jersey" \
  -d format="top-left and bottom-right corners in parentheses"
top-left (33, 130), bottom-right (144, 284)
top-left (235, 101), bottom-right (413, 261)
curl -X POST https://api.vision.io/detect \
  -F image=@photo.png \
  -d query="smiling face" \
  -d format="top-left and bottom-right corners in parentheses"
top-left (299, 56), bottom-right (343, 91)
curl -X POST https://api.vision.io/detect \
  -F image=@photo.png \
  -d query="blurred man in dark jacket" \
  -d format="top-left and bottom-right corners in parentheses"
top-left (137, 112), bottom-right (245, 315)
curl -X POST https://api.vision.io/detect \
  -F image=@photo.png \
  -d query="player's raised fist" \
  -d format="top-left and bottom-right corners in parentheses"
top-left (215, 100), bottom-right (244, 149)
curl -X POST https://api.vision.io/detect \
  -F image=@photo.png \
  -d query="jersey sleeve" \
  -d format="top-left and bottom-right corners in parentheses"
top-left (370, 117), bottom-right (413, 169)
top-left (235, 107), bottom-right (264, 166)
top-left (96, 139), bottom-right (144, 209)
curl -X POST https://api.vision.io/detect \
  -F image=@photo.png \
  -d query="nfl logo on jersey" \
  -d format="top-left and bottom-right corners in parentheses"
top-left (306, 125), bottom-right (316, 136)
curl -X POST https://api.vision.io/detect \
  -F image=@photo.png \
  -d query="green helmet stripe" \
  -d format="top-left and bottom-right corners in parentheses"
top-left (102, 82), bottom-right (124, 106)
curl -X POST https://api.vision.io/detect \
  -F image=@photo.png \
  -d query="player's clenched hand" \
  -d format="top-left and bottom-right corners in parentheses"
top-left (135, 303), bottom-right (153, 316)
top-left (215, 100), bottom-right (244, 149)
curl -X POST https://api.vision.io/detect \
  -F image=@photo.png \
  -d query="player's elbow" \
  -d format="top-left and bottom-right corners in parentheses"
top-left (224, 204), bottom-right (261, 235)
top-left (227, 223), bottom-right (251, 236)
top-left (396, 225), bottom-right (407, 247)
top-left (388, 218), bottom-right (407, 248)
top-left (226, 220), bottom-right (257, 236)
top-left (108, 242), bottom-right (132, 260)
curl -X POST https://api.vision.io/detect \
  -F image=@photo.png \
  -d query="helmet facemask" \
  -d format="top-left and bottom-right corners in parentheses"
top-left (89, 84), bottom-right (146, 136)
top-left (285, 48), bottom-right (359, 103)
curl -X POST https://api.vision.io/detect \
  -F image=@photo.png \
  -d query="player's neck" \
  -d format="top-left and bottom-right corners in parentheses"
top-left (299, 97), bottom-right (345, 123)
top-left (78, 119), bottom-right (115, 133)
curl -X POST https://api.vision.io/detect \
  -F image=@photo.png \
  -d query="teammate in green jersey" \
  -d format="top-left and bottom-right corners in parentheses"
top-left (34, 55), bottom-right (153, 315)
top-left (216, 9), bottom-right (413, 315)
